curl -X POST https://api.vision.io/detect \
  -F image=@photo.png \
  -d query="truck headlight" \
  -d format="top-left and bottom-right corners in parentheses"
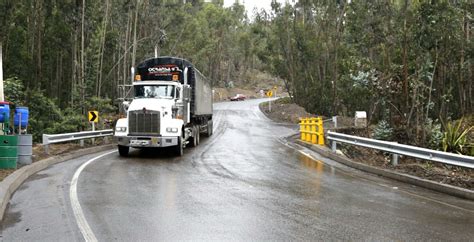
top-left (115, 127), bottom-right (127, 132)
top-left (166, 127), bottom-right (178, 133)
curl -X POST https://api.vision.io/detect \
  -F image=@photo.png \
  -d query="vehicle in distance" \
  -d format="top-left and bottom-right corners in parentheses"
top-left (114, 56), bottom-right (213, 156)
top-left (230, 94), bottom-right (246, 101)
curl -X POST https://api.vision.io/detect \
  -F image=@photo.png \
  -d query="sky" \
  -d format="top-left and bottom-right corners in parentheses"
top-left (223, 0), bottom-right (293, 18)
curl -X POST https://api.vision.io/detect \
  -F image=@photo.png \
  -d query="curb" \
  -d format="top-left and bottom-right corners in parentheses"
top-left (0, 144), bottom-right (115, 221)
top-left (293, 138), bottom-right (474, 201)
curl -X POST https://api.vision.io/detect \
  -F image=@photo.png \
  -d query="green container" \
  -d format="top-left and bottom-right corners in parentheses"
top-left (0, 135), bottom-right (18, 169)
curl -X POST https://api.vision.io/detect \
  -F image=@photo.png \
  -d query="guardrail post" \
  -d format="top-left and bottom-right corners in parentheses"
top-left (80, 140), bottom-right (84, 147)
top-left (104, 136), bottom-right (109, 144)
top-left (331, 140), bottom-right (337, 153)
top-left (391, 154), bottom-right (399, 166)
top-left (42, 134), bottom-right (49, 154)
top-left (311, 118), bottom-right (317, 144)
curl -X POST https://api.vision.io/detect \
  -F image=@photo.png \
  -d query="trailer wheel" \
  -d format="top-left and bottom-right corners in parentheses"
top-left (176, 136), bottom-right (184, 156)
top-left (118, 145), bottom-right (129, 157)
top-left (196, 128), bottom-right (200, 145)
top-left (205, 120), bottom-right (213, 137)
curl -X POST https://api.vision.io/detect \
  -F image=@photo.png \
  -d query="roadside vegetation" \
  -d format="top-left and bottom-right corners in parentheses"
top-left (0, 0), bottom-right (472, 153)
top-left (260, 99), bottom-right (473, 190)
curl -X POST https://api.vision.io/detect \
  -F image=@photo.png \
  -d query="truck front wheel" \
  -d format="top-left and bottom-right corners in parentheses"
top-left (175, 136), bottom-right (184, 156)
top-left (189, 126), bottom-right (198, 147)
top-left (118, 145), bottom-right (129, 156)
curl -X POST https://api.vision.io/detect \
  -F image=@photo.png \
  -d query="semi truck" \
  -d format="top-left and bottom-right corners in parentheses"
top-left (114, 57), bottom-right (213, 156)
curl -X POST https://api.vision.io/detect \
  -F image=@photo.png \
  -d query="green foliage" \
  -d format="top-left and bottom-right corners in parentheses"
top-left (3, 77), bottom-right (116, 142)
top-left (50, 108), bottom-right (88, 135)
top-left (85, 97), bottom-right (116, 114)
top-left (4, 77), bottom-right (25, 106)
top-left (372, 120), bottom-right (393, 141)
top-left (441, 118), bottom-right (473, 156)
top-left (1, 0), bottom-right (473, 147)
top-left (25, 90), bottom-right (63, 142)
top-left (425, 119), bottom-right (443, 150)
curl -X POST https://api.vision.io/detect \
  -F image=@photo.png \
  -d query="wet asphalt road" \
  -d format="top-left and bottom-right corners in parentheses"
top-left (2, 99), bottom-right (474, 241)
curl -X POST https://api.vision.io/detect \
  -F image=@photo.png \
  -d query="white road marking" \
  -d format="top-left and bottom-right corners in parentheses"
top-left (276, 138), bottom-right (313, 159)
top-left (70, 151), bottom-right (115, 242)
top-left (253, 110), bottom-right (262, 120)
top-left (298, 151), bottom-right (311, 157)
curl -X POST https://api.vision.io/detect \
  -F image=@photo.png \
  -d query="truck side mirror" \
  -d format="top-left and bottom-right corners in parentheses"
top-left (122, 101), bottom-right (130, 111)
top-left (184, 85), bottom-right (191, 102)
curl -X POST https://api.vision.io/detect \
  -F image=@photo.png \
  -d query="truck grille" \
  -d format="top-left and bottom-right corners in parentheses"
top-left (128, 110), bottom-right (160, 135)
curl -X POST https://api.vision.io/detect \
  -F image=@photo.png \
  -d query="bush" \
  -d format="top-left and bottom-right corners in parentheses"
top-left (372, 120), bottom-right (393, 141)
top-left (4, 77), bottom-right (25, 106)
top-left (425, 118), bottom-right (443, 150)
top-left (25, 90), bottom-right (63, 142)
top-left (441, 118), bottom-right (473, 156)
top-left (4, 78), bottom-right (117, 142)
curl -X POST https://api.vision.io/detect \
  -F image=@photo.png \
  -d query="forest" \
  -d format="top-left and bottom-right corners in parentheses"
top-left (0, 0), bottom-right (472, 153)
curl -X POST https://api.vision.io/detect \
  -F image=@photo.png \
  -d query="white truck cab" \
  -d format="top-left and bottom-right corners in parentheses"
top-left (114, 57), bottom-right (213, 156)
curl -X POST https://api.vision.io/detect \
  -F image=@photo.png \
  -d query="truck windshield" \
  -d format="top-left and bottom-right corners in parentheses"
top-left (134, 85), bottom-right (175, 99)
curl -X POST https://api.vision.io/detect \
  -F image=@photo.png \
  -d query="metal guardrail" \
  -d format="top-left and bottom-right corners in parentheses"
top-left (327, 131), bottom-right (474, 169)
top-left (42, 130), bottom-right (114, 154)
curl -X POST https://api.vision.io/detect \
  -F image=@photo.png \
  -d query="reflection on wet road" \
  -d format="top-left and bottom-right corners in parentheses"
top-left (2, 99), bottom-right (474, 241)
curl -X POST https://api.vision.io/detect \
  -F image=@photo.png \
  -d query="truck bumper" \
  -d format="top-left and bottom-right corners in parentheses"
top-left (115, 136), bottom-right (179, 148)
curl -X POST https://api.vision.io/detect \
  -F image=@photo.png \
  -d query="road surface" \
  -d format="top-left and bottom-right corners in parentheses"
top-left (2, 99), bottom-right (474, 241)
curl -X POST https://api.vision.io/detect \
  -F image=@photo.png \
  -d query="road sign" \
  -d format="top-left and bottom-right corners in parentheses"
top-left (266, 90), bottom-right (273, 97)
top-left (88, 111), bottom-right (99, 123)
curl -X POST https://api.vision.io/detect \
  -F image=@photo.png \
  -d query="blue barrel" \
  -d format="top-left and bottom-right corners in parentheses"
top-left (14, 107), bottom-right (29, 127)
top-left (0, 102), bottom-right (10, 123)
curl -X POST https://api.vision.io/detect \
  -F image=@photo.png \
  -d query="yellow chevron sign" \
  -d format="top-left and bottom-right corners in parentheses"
top-left (88, 111), bottom-right (99, 123)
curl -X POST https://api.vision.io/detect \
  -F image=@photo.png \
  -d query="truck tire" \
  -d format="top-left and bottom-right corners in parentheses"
top-left (196, 129), bottom-right (200, 145)
top-left (118, 145), bottom-right (129, 157)
top-left (189, 126), bottom-right (198, 147)
top-left (176, 136), bottom-right (184, 156)
top-left (205, 120), bottom-right (213, 137)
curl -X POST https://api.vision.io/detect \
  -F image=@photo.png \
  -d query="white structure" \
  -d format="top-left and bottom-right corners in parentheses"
top-left (354, 111), bottom-right (367, 127)
top-left (0, 42), bottom-right (3, 101)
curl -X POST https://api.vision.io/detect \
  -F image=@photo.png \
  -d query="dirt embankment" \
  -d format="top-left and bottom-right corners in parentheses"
top-left (259, 97), bottom-right (312, 124)
top-left (259, 98), bottom-right (474, 190)
top-left (337, 127), bottom-right (473, 190)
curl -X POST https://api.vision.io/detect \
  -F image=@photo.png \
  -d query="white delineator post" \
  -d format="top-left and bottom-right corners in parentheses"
top-left (268, 95), bottom-right (272, 112)
top-left (91, 121), bottom-right (95, 145)
top-left (0, 42), bottom-right (4, 101)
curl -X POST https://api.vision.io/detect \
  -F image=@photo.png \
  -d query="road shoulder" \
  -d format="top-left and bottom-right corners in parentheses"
top-left (0, 144), bottom-right (115, 221)
top-left (290, 135), bottom-right (474, 201)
